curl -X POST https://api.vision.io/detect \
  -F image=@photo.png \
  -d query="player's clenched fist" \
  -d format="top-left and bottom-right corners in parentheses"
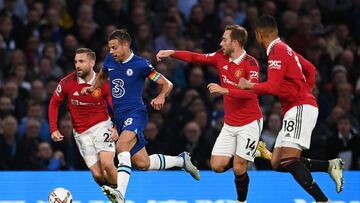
top-left (150, 96), bottom-right (165, 110)
top-left (51, 130), bottom-right (64, 142)
top-left (207, 83), bottom-right (229, 95)
top-left (156, 50), bottom-right (175, 61)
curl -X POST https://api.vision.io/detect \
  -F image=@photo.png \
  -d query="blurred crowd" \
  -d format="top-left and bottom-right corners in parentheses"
top-left (0, 0), bottom-right (360, 171)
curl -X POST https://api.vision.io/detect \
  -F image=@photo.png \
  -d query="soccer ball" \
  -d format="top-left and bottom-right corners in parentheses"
top-left (48, 187), bottom-right (72, 203)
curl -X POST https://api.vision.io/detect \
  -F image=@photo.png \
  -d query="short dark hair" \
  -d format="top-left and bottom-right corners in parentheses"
top-left (225, 25), bottom-right (248, 47)
top-left (108, 29), bottom-right (132, 44)
top-left (255, 15), bottom-right (278, 31)
top-left (76, 47), bottom-right (96, 61)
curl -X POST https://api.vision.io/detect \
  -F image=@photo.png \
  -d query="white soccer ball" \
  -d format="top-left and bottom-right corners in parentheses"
top-left (48, 187), bottom-right (72, 203)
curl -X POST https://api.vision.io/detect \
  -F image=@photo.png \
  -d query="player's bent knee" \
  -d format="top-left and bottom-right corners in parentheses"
top-left (135, 160), bottom-right (150, 170)
top-left (102, 162), bottom-right (115, 173)
top-left (233, 163), bottom-right (247, 175)
top-left (211, 162), bottom-right (227, 173)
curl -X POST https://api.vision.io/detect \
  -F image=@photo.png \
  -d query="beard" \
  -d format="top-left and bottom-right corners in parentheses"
top-left (77, 69), bottom-right (90, 78)
top-left (223, 47), bottom-right (234, 56)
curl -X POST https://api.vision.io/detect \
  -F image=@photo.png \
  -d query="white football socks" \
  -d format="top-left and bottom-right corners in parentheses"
top-left (116, 151), bottom-right (131, 197)
top-left (148, 154), bottom-right (184, 170)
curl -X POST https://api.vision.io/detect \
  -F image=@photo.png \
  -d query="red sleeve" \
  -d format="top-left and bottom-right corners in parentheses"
top-left (253, 51), bottom-right (286, 95)
top-left (296, 53), bottom-right (316, 89)
top-left (172, 51), bottom-right (216, 65)
top-left (48, 82), bottom-right (66, 133)
top-left (228, 57), bottom-right (260, 99)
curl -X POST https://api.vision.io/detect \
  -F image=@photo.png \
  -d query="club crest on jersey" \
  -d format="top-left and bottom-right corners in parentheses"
top-left (234, 69), bottom-right (242, 79)
top-left (126, 68), bottom-right (133, 76)
top-left (222, 65), bottom-right (228, 70)
top-left (92, 88), bottom-right (101, 98)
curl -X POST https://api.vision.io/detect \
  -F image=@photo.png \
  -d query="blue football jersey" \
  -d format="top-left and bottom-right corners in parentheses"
top-left (102, 53), bottom-right (154, 114)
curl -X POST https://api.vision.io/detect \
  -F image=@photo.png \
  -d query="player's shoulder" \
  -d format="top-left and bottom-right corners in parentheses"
top-left (132, 54), bottom-right (153, 68)
top-left (271, 41), bottom-right (288, 56)
top-left (59, 71), bottom-right (77, 86)
top-left (244, 54), bottom-right (258, 67)
top-left (132, 54), bottom-right (147, 63)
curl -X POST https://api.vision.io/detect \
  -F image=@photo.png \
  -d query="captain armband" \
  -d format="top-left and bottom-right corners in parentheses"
top-left (148, 70), bottom-right (162, 82)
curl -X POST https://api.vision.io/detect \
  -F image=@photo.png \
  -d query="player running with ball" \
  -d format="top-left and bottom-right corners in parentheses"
top-left (82, 29), bottom-right (200, 203)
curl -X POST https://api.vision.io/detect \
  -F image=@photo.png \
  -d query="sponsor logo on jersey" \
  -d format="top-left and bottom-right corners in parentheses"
top-left (234, 69), bottom-right (242, 79)
top-left (92, 88), bottom-right (102, 98)
top-left (249, 71), bottom-right (259, 80)
top-left (112, 79), bottom-right (125, 98)
top-left (70, 99), bottom-right (100, 106)
top-left (126, 68), bottom-right (133, 76)
top-left (221, 75), bottom-right (237, 86)
top-left (268, 60), bottom-right (282, 69)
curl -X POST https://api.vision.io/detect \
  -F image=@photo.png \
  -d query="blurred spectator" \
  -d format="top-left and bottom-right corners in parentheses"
top-left (185, 4), bottom-right (206, 41)
top-left (172, 121), bottom-right (211, 169)
top-left (0, 0), bottom-right (27, 22)
top-left (144, 121), bottom-right (168, 154)
top-left (36, 141), bottom-right (68, 170)
top-left (0, 95), bottom-right (14, 118)
top-left (279, 11), bottom-right (298, 40)
top-left (288, 16), bottom-right (317, 56)
top-left (18, 100), bottom-right (50, 142)
top-left (327, 116), bottom-right (360, 170)
top-left (177, 0), bottom-right (197, 20)
top-left (261, 113), bottom-right (282, 150)
top-left (0, 115), bottom-right (24, 170)
top-left (58, 34), bottom-right (79, 73)
top-left (29, 79), bottom-right (47, 103)
top-left (134, 23), bottom-right (153, 53)
top-left (52, 115), bottom-right (86, 170)
top-left (1, 79), bottom-right (28, 120)
top-left (36, 56), bottom-right (62, 83)
top-left (0, 14), bottom-right (20, 50)
top-left (154, 17), bottom-right (183, 53)
top-left (20, 118), bottom-right (43, 170)
top-left (12, 63), bottom-right (31, 91)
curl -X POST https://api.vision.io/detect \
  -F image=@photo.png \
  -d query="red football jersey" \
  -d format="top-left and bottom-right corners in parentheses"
top-left (253, 38), bottom-right (317, 115)
top-left (173, 50), bottom-right (263, 126)
top-left (48, 71), bottom-right (112, 133)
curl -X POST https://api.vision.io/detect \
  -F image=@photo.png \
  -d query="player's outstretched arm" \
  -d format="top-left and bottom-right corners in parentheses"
top-left (150, 75), bottom-right (173, 110)
top-left (81, 69), bottom-right (109, 94)
top-left (156, 50), bottom-right (175, 61)
top-left (157, 50), bottom-right (215, 65)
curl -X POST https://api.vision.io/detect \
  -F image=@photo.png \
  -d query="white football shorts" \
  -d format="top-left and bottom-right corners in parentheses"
top-left (212, 119), bottom-right (263, 162)
top-left (74, 118), bottom-right (116, 167)
top-left (274, 104), bottom-right (318, 150)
